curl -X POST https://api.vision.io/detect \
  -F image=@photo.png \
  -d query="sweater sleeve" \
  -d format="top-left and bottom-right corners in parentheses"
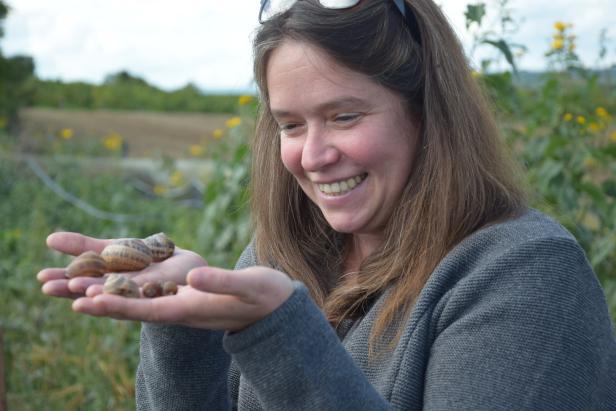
top-left (136, 324), bottom-right (230, 410)
top-left (423, 237), bottom-right (616, 410)
top-left (136, 244), bottom-right (258, 411)
top-left (222, 281), bottom-right (393, 411)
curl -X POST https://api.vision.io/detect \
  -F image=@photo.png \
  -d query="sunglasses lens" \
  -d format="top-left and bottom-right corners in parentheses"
top-left (260, 0), bottom-right (296, 21)
top-left (261, 0), bottom-right (362, 22)
top-left (319, 0), bottom-right (361, 8)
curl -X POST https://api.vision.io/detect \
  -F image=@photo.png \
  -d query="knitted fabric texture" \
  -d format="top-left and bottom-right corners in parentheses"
top-left (136, 209), bottom-right (616, 410)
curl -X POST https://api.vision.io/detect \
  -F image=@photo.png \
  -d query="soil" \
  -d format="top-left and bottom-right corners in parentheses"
top-left (18, 107), bottom-right (233, 158)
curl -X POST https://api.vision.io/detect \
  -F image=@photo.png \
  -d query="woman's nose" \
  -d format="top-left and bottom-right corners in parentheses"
top-left (300, 126), bottom-right (340, 171)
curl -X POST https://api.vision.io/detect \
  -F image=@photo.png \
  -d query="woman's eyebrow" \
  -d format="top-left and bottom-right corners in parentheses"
top-left (271, 96), bottom-right (370, 118)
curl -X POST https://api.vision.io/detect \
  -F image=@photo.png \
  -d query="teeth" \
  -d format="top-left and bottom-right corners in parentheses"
top-left (318, 174), bottom-right (366, 196)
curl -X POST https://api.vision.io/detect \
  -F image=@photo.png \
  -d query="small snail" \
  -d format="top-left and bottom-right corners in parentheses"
top-left (65, 251), bottom-right (108, 278)
top-left (142, 281), bottom-right (163, 298)
top-left (101, 238), bottom-right (153, 272)
top-left (103, 274), bottom-right (140, 298)
top-left (143, 232), bottom-right (175, 262)
top-left (162, 281), bottom-right (178, 296)
top-left (142, 281), bottom-right (178, 298)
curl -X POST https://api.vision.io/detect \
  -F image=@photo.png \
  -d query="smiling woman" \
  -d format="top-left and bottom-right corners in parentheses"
top-left (37, 0), bottom-right (616, 409)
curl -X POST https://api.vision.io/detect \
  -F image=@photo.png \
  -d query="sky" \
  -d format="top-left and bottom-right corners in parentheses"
top-left (2, 0), bottom-right (615, 92)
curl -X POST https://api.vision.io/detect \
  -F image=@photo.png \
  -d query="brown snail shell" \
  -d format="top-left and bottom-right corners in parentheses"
top-left (103, 274), bottom-right (140, 298)
top-left (65, 251), bottom-right (108, 278)
top-left (143, 232), bottom-right (175, 262)
top-left (161, 281), bottom-right (178, 296)
top-left (101, 238), bottom-right (152, 272)
top-left (142, 281), bottom-right (163, 298)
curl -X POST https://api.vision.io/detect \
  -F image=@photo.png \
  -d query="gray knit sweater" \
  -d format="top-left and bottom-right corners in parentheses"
top-left (136, 209), bottom-right (616, 410)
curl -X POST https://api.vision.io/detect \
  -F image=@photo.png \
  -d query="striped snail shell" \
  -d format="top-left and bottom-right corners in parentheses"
top-left (103, 274), bottom-right (140, 298)
top-left (143, 232), bottom-right (175, 262)
top-left (101, 238), bottom-right (153, 272)
top-left (65, 251), bottom-right (108, 278)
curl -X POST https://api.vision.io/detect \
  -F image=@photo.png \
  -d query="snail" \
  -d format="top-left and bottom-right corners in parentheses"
top-left (101, 238), bottom-right (153, 272)
top-left (143, 232), bottom-right (175, 262)
top-left (142, 280), bottom-right (179, 298)
top-left (162, 281), bottom-right (178, 296)
top-left (103, 274), bottom-right (140, 298)
top-left (65, 251), bottom-right (108, 278)
top-left (142, 281), bottom-right (163, 298)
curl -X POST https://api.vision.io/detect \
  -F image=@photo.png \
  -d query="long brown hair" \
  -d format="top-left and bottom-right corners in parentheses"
top-left (250, 0), bottom-right (527, 346)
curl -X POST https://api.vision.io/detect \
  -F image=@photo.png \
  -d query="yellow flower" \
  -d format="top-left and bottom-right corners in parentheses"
top-left (189, 144), bottom-right (205, 156)
top-left (596, 107), bottom-right (609, 118)
top-left (103, 132), bottom-right (123, 151)
top-left (554, 22), bottom-right (568, 32)
top-left (169, 170), bottom-right (184, 187)
top-left (60, 128), bottom-right (74, 140)
top-left (576, 116), bottom-right (586, 125)
top-left (610, 131), bottom-right (616, 142)
top-left (551, 38), bottom-right (564, 50)
top-left (238, 95), bottom-right (254, 106)
top-left (471, 70), bottom-right (481, 79)
top-left (0, 117), bottom-right (7, 129)
top-left (153, 185), bottom-right (168, 196)
top-left (581, 212), bottom-right (600, 232)
top-left (212, 128), bottom-right (224, 139)
top-left (588, 122), bottom-right (602, 133)
top-left (583, 156), bottom-right (598, 169)
top-left (563, 113), bottom-right (573, 122)
top-left (226, 117), bottom-right (242, 128)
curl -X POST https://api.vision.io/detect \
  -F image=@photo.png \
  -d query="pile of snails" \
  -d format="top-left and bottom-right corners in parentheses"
top-left (65, 232), bottom-right (178, 298)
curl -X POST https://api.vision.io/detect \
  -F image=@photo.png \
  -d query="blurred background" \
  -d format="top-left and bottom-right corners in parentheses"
top-left (0, 0), bottom-right (615, 409)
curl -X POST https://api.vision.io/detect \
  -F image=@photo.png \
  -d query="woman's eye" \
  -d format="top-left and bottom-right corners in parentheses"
top-left (279, 122), bottom-right (303, 135)
top-left (334, 113), bottom-right (361, 123)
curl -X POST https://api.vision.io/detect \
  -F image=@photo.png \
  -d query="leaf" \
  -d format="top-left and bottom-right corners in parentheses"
top-left (591, 235), bottom-right (616, 267)
top-left (465, 3), bottom-right (486, 29)
top-left (537, 160), bottom-right (564, 191)
top-left (602, 180), bottom-right (616, 198)
top-left (481, 38), bottom-right (517, 73)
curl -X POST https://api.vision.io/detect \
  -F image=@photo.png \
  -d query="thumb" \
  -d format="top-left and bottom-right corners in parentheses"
top-left (47, 232), bottom-right (111, 255)
top-left (187, 266), bottom-right (253, 298)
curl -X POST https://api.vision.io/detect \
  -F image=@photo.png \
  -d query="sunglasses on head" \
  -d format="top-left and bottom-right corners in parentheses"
top-left (258, 0), bottom-right (421, 45)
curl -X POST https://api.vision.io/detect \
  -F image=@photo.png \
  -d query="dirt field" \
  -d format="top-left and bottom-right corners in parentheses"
top-left (18, 107), bottom-right (234, 158)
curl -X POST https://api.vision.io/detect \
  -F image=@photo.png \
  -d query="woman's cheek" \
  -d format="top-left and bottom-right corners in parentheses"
top-left (280, 139), bottom-right (304, 176)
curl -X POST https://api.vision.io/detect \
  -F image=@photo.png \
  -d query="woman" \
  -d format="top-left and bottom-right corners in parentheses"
top-left (38, 0), bottom-right (616, 409)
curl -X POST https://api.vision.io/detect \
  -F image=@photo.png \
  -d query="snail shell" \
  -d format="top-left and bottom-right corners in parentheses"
top-left (103, 274), bottom-right (140, 298)
top-left (101, 238), bottom-right (152, 272)
top-left (142, 281), bottom-right (163, 298)
top-left (162, 281), bottom-right (178, 296)
top-left (143, 232), bottom-right (175, 262)
top-left (65, 251), bottom-right (108, 278)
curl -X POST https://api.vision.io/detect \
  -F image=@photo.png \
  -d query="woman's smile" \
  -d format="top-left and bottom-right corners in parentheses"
top-left (316, 173), bottom-right (367, 196)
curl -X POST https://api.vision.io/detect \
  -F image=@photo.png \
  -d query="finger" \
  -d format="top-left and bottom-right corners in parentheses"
top-left (37, 268), bottom-right (67, 283)
top-left (86, 284), bottom-right (104, 297)
top-left (41, 279), bottom-right (84, 299)
top-left (72, 293), bottom-right (186, 323)
top-left (46, 232), bottom-right (111, 256)
top-left (68, 277), bottom-right (105, 294)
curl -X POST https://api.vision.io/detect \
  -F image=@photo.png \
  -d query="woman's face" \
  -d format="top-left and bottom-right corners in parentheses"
top-left (267, 40), bottom-right (419, 238)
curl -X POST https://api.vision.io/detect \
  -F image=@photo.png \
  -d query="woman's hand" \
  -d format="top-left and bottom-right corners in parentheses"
top-left (37, 231), bottom-right (206, 298)
top-left (38, 231), bottom-right (295, 331)
top-left (73, 265), bottom-right (295, 331)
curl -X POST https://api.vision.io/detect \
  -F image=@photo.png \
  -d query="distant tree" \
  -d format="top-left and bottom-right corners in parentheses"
top-left (0, 0), bottom-right (35, 130)
top-left (104, 70), bottom-right (151, 87)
